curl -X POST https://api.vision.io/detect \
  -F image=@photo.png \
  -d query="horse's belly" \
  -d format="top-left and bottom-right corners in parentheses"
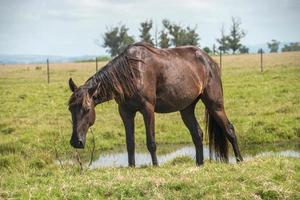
top-left (155, 99), bottom-right (194, 113)
top-left (154, 84), bottom-right (202, 113)
top-left (141, 54), bottom-right (205, 113)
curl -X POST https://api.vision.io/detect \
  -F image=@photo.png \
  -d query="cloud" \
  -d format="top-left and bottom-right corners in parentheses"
top-left (0, 0), bottom-right (299, 55)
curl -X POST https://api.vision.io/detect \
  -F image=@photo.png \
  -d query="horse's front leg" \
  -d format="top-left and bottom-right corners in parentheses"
top-left (141, 103), bottom-right (158, 166)
top-left (119, 105), bottom-right (136, 167)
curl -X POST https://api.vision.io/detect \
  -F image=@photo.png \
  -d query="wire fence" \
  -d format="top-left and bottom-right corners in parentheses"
top-left (4, 50), bottom-right (297, 84)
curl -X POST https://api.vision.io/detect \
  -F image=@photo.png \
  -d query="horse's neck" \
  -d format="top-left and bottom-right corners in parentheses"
top-left (93, 86), bottom-right (113, 105)
top-left (86, 68), bottom-right (114, 105)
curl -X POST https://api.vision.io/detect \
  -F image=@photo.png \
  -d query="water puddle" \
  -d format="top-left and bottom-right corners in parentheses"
top-left (89, 142), bottom-right (300, 168)
top-left (90, 145), bottom-right (207, 168)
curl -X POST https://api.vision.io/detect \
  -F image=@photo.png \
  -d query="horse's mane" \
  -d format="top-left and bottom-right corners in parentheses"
top-left (86, 46), bottom-right (143, 102)
top-left (69, 42), bottom-right (159, 106)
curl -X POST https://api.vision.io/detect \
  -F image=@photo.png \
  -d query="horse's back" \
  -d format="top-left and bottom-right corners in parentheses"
top-left (127, 43), bottom-right (209, 113)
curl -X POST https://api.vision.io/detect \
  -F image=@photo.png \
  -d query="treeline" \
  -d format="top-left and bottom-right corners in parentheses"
top-left (267, 40), bottom-right (300, 53)
top-left (101, 17), bottom-right (247, 57)
top-left (100, 18), bottom-right (300, 57)
top-left (100, 19), bottom-right (201, 57)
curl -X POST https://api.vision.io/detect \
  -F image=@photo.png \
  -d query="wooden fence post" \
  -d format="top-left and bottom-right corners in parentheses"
top-left (219, 50), bottom-right (222, 76)
top-left (96, 57), bottom-right (98, 72)
top-left (260, 49), bottom-right (263, 72)
top-left (47, 58), bottom-right (50, 84)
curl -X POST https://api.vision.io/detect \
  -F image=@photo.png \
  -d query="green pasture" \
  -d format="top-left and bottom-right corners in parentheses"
top-left (0, 52), bottom-right (299, 199)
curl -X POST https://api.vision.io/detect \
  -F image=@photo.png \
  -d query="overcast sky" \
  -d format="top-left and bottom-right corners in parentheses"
top-left (0, 0), bottom-right (299, 56)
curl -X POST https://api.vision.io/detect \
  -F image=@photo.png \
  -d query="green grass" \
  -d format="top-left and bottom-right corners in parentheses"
top-left (1, 157), bottom-right (299, 199)
top-left (0, 52), bottom-right (300, 199)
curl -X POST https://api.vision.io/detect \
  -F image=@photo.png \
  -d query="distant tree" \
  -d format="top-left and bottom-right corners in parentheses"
top-left (154, 23), bottom-right (158, 47)
top-left (185, 26), bottom-right (200, 46)
top-left (281, 44), bottom-right (290, 52)
top-left (139, 20), bottom-right (154, 45)
top-left (203, 47), bottom-right (212, 54)
top-left (102, 24), bottom-right (135, 57)
top-left (267, 39), bottom-right (280, 53)
top-left (216, 25), bottom-right (230, 53)
top-left (281, 42), bottom-right (300, 52)
top-left (212, 44), bottom-right (217, 55)
top-left (170, 24), bottom-right (184, 46)
top-left (162, 19), bottom-right (200, 47)
top-left (159, 30), bottom-right (170, 48)
top-left (227, 17), bottom-right (246, 54)
top-left (101, 27), bottom-right (119, 57)
top-left (239, 45), bottom-right (249, 54)
top-left (289, 42), bottom-right (300, 51)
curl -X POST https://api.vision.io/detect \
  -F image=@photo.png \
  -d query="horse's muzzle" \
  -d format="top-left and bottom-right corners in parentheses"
top-left (70, 139), bottom-right (85, 149)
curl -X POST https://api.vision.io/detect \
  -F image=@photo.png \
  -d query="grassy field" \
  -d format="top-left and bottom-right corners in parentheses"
top-left (0, 52), bottom-right (300, 199)
top-left (1, 157), bottom-right (300, 199)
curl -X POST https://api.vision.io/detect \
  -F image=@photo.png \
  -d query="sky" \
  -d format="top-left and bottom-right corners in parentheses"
top-left (0, 0), bottom-right (299, 56)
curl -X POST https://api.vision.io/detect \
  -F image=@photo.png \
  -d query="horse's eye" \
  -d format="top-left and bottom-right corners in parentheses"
top-left (82, 107), bottom-right (90, 113)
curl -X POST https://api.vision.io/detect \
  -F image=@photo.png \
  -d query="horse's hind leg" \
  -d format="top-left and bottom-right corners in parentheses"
top-left (180, 102), bottom-right (204, 165)
top-left (209, 107), bottom-right (243, 162)
top-left (201, 79), bottom-right (243, 162)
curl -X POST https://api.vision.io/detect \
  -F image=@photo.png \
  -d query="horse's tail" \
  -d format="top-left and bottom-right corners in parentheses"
top-left (205, 108), bottom-right (229, 162)
top-left (195, 47), bottom-right (229, 161)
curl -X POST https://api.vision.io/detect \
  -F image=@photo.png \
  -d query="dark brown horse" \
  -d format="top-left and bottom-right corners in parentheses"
top-left (68, 42), bottom-right (243, 166)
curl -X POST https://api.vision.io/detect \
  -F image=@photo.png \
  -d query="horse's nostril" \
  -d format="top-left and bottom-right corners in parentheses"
top-left (78, 140), bottom-right (84, 147)
top-left (70, 139), bottom-right (84, 149)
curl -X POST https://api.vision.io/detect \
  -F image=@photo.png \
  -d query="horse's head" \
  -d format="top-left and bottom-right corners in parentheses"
top-left (68, 78), bottom-right (96, 149)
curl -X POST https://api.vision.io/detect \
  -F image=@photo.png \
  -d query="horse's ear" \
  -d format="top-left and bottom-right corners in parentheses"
top-left (69, 78), bottom-right (77, 92)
